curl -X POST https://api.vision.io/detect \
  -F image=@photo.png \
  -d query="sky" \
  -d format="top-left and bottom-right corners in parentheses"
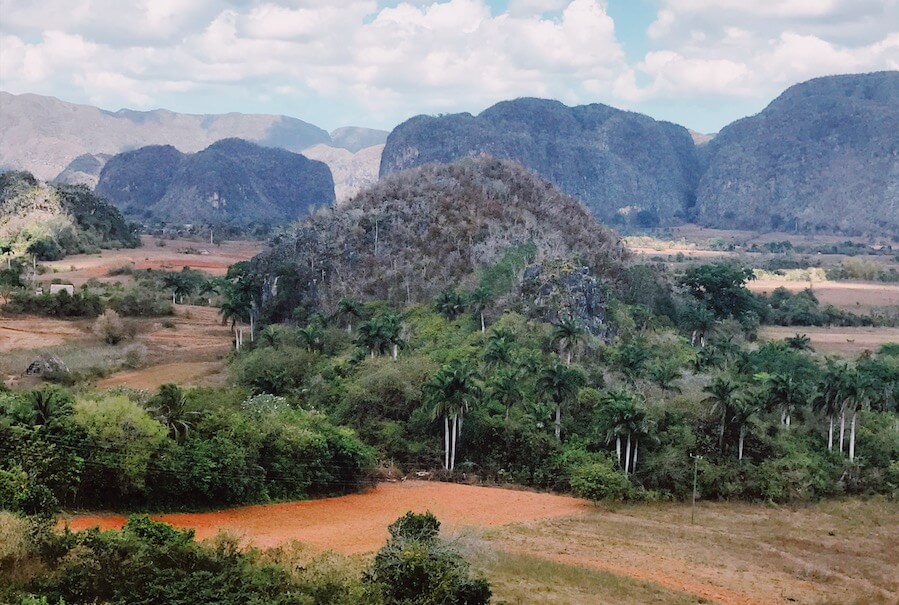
top-left (1, 0), bottom-right (897, 133)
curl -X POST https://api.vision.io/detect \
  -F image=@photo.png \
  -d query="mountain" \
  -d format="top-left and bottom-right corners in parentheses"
top-left (53, 153), bottom-right (112, 188)
top-left (0, 91), bottom-right (331, 181)
top-left (95, 139), bottom-right (335, 225)
top-left (380, 98), bottom-right (700, 228)
top-left (249, 157), bottom-right (628, 321)
top-left (302, 143), bottom-right (384, 203)
top-left (697, 71), bottom-right (899, 234)
top-left (0, 171), bottom-right (138, 259)
top-left (329, 127), bottom-right (389, 152)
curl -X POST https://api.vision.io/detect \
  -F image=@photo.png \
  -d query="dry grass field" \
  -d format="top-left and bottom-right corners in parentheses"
top-left (0, 237), bottom-right (261, 389)
top-left (65, 484), bottom-right (899, 605)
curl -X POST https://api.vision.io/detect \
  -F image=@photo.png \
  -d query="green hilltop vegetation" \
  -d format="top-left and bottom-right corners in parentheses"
top-left (0, 171), bottom-right (139, 261)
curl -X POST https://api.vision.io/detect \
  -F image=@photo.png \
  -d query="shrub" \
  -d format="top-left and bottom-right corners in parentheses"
top-left (570, 459), bottom-right (632, 502)
top-left (92, 309), bottom-right (127, 345)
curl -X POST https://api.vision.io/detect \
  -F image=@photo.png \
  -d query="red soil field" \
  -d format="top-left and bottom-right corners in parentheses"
top-left (63, 481), bottom-right (588, 553)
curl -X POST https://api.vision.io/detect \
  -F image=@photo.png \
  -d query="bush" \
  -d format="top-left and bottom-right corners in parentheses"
top-left (234, 346), bottom-right (324, 395)
top-left (365, 512), bottom-right (491, 605)
top-left (570, 459), bottom-right (632, 502)
top-left (92, 309), bottom-right (128, 345)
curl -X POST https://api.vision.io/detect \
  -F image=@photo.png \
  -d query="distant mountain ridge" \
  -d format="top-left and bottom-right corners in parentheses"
top-left (0, 91), bottom-right (384, 181)
top-left (95, 139), bottom-right (335, 226)
top-left (697, 71), bottom-right (899, 234)
top-left (380, 98), bottom-right (700, 229)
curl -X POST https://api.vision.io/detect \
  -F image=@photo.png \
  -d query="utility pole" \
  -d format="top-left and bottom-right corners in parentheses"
top-left (690, 454), bottom-right (702, 524)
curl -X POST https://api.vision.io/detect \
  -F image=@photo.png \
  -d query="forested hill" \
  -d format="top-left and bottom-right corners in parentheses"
top-left (0, 171), bottom-right (138, 259)
top-left (95, 138), bottom-right (335, 226)
top-left (250, 157), bottom-right (628, 320)
top-left (379, 98), bottom-right (700, 229)
top-left (697, 71), bottom-right (899, 234)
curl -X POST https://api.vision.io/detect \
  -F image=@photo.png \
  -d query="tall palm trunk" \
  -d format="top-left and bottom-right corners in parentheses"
top-left (450, 414), bottom-right (458, 471)
top-left (839, 407), bottom-right (846, 453)
top-left (480, 313), bottom-right (485, 334)
top-left (738, 427), bottom-right (745, 461)
top-left (827, 415), bottom-right (834, 451)
top-left (632, 438), bottom-right (639, 473)
top-left (566, 350), bottom-right (572, 366)
top-left (849, 411), bottom-right (857, 462)
top-left (719, 409), bottom-right (726, 450)
top-left (444, 415), bottom-right (450, 469)
top-left (392, 343), bottom-right (398, 360)
top-left (616, 435), bottom-right (621, 465)
top-left (624, 432), bottom-right (632, 476)
top-left (554, 404), bottom-right (561, 440)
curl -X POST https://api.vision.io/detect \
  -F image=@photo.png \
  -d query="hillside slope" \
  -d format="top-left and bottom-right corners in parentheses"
top-left (380, 98), bottom-right (700, 228)
top-left (0, 171), bottom-right (138, 258)
top-left (95, 139), bottom-right (335, 226)
top-left (697, 71), bottom-right (899, 234)
top-left (250, 157), bottom-right (627, 320)
top-left (0, 91), bottom-right (331, 180)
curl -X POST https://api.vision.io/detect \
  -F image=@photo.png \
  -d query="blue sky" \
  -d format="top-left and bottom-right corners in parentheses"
top-left (1, 0), bottom-right (896, 133)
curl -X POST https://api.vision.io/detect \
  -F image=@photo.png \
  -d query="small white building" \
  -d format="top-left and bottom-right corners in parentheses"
top-left (49, 284), bottom-right (75, 295)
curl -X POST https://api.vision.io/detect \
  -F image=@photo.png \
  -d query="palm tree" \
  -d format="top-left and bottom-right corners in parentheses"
top-left (258, 325), bottom-right (282, 349)
top-left (335, 298), bottom-right (362, 334)
top-left (425, 361), bottom-right (482, 471)
top-left (434, 288), bottom-right (466, 321)
top-left (468, 286), bottom-right (492, 333)
top-left (600, 389), bottom-right (640, 473)
top-left (356, 318), bottom-right (387, 357)
top-left (0, 242), bottom-right (12, 269)
top-left (538, 363), bottom-right (585, 440)
top-left (703, 375), bottom-right (741, 450)
top-left (648, 359), bottom-right (682, 392)
top-left (785, 333), bottom-right (814, 351)
top-left (815, 360), bottom-right (849, 452)
top-left (843, 370), bottom-right (873, 462)
top-left (381, 312), bottom-right (405, 360)
top-left (198, 279), bottom-right (220, 306)
top-left (298, 324), bottom-right (324, 352)
top-left (26, 386), bottom-right (72, 426)
top-left (730, 395), bottom-right (760, 461)
top-left (489, 368), bottom-right (523, 421)
top-left (552, 318), bottom-right (585, 366)
top-left (483, 329), bottom-right (515, 368)
top-left (147, 384), bottom-right (197, 443)
top-left (765, 374), bottom-right (810, 430)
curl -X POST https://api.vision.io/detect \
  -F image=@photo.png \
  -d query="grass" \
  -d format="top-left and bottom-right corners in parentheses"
top-left (474, 549), bottom-right (703, 605)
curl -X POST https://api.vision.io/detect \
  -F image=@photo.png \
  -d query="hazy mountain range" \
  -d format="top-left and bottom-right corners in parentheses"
top-left (1, 71), bottom-right (896, 235)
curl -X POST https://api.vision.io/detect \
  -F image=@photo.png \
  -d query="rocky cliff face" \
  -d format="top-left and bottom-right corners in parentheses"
top-left (380, 98), bottom-right (700, 228)
top-left (301, 144), bottom-right (384, 203)
top-left (697, 71), bottom-right (899, 235)
top-left (95, 139), bottom-right (334, 225)
top-left (521, 260), bottom-right (611, 339)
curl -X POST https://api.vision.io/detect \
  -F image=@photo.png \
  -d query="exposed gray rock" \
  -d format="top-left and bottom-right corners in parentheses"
top-left (520, 260), bottom-right (611, 340)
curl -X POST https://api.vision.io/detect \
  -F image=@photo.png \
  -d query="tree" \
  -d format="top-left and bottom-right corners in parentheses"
top-left (815, 360), bottom-right (849, 452)
top-left (730, 395), bottom-right (760, 461)
top-left (552, 317), bottom-right (585, 366)
top-left (0, 241), bottom-right (12, 269)
top-left (648, 359), bottom-right (682, 392)
top-left (434, 288), bottom-right (466, 321)
top-left (335, 298), bottom-right (363, 334)
top-left (468, 286), bottom-right (492, 333)
top-left (488, 368), bottom-right (523, 421)
top-left (146, 384), bottom-right (197, 443)
top-left (381, 311), bottom-right (406, 360)
top-left (298, 324), bottom-right (324, 353)
top-left (679, 262), bottom-right (756, 319)
top-left (483, 328), bottom-right (515, 368)
top-left (785, 333), bottom-right (814, 351)
top-left (425, 361), bottom-right (482, 471)
top-left (599, 389), bottom-right (642, 474)
top-left (25, 386), bottom-right (73, 426)
top-left (538, 363), bottom-right (584, 440)
top-left (703, 375), bottom-right (741, 450)
top-left (765, 373), bottom-right (811, 430)
top-left (198, 279), bottom-right (221, 306)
